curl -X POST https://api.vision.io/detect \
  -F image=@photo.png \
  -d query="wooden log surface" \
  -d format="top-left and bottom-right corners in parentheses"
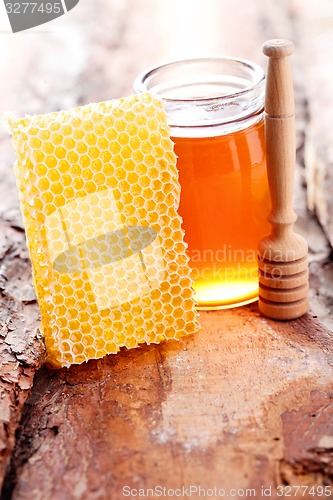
top-left (0, 0), bottom-right (332, 498)
top-left (3, 310), bottom-right (333, 499)
top-left (292, 0), bottom-right (333, 248)
top-left (0, 220), bottom-right (44, 487)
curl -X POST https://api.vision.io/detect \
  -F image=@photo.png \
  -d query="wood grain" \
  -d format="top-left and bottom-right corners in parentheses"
top-left (2, 308), bottom-right (333, 499)
top-left (291, 0), bottom-right (333, 248)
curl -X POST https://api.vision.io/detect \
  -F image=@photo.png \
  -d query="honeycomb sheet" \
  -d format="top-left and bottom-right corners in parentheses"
top-left (7, 93), bottom-right (199, 368)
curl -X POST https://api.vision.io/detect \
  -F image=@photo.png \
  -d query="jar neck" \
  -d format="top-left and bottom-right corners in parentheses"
top-left (134, 57), bottom-right (265, 137)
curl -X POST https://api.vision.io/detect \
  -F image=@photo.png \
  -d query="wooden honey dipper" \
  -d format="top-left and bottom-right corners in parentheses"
top-left (258, 39), bottom-right (309, 320)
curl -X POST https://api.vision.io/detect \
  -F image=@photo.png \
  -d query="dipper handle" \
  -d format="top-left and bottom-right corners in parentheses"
top-left (263, 39), bottom-right (297, 228)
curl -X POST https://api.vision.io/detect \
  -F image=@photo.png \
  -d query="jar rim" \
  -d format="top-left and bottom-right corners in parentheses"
top-left (134, 56), bottom-right (265, 103)
top-left (134, 57), bottom-right (265, 136)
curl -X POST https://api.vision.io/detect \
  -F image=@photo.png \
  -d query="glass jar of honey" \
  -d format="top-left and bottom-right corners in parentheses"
top-left (134, 57), bottom-right (270, 309)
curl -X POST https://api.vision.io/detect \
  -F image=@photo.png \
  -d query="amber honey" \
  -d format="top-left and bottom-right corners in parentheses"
top-left (135, 57), bottom-right (270, 308)
top-left (173, 120), bottom-right (270, 308)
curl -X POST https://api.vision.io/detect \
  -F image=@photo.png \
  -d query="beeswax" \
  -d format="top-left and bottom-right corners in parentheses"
top-left (7, 93), bottom-right (198, 368)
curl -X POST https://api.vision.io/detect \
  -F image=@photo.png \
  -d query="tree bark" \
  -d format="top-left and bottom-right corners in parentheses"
top-left (0, 220), bottom-right (45, 489)
top-left (2, 310), bottom-right (333, 500)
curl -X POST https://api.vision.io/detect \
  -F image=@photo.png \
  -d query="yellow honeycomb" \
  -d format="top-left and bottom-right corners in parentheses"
top-left (7, 93), bottom-right (199, 368)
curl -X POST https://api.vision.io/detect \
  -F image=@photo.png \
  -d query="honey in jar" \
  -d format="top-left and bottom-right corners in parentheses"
top-left (135, 58), bottom-right (271, 309)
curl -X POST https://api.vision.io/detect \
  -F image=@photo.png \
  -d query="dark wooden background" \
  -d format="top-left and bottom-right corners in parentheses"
top-left (0, 0), bottom-right (332, 498)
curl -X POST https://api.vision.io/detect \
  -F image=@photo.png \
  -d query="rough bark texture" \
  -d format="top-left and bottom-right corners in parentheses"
top-left (0, 0), bottom-right (332, 498)
top-left (2, 309), bottom-right (333, 500)
top-left (291, 0), bottom-right (333, 248)
top-left (0, 220), bottom-right (45, 487)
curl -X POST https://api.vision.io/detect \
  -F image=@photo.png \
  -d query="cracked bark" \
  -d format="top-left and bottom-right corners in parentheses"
top-left (290, 0), bottom-right (333, 249)
top-left (2, 311), bottom-right (333, 500)
top-left (0, 223), bottom-right (45, 490)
